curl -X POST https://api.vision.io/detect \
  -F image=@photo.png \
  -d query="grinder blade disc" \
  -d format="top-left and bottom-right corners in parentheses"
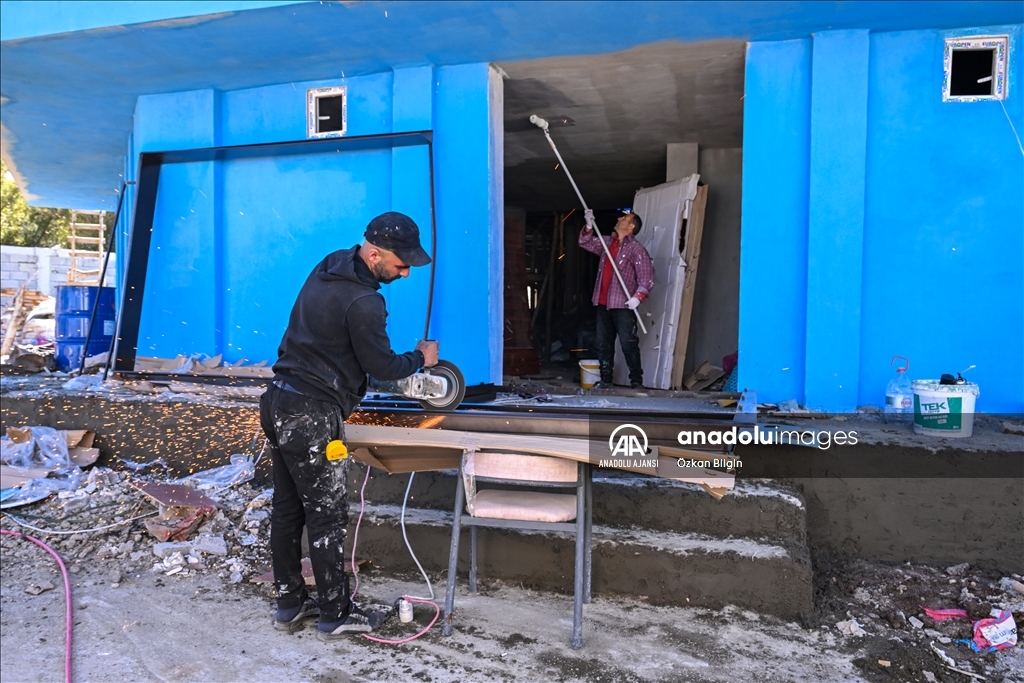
top-left (418, 360), bottom-right (466, 411)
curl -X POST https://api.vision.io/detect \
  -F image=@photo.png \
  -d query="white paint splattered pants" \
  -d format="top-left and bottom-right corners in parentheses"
top-left (260, 383), bottom-right (351, 621)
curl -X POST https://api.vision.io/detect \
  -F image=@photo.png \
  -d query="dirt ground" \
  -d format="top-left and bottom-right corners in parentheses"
top-left (1, 473), bottom-right (1021, 683)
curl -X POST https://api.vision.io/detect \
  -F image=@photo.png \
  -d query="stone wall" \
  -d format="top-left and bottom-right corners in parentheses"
top-left (1, 245), bottom-right (116, 295)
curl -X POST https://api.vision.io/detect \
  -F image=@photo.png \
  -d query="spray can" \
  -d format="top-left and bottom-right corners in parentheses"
top-left (884, 356), bottom-right (913, 423)
top-left (398, 598), bottom-right (414, 623)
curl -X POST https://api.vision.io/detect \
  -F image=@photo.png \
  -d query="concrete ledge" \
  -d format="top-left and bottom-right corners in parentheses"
top-left (354, 468), bottom-right (807, 545)
top-left (355, 504), bottom-right (813, 619)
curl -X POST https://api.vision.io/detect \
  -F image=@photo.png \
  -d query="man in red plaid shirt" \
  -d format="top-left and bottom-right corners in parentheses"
top-left (578, 210), bottom-right (655, 388)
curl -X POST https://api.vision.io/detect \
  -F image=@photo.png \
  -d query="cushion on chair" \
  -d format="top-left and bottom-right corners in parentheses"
top-left (470, 452), bottom-right (579, 483)
top-left (470, 489), bottom-right (578, 523)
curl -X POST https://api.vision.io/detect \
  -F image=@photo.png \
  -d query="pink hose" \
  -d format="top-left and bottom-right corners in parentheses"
top-left (361, 597), bottom-right (440, 644)
top-left (2, 529), bottom-right (73, 683)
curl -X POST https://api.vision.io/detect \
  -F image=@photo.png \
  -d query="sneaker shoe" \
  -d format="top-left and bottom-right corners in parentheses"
top-left (317, 604), bottom-right (388, 641)
top-left (273, 597), bottom-right (319, 633)
top-left (594, 381), bottom-right (614, 389)
top-left (630, 381), bottom-right (644, 389)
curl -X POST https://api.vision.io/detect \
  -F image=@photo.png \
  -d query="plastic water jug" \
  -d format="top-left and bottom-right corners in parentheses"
top-left (884, 356), bottom-right (913, 423)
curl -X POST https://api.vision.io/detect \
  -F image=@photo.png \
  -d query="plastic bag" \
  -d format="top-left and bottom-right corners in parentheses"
top-left (1, 427), bottom-right (72, 471)
top-left (0, 439), bottom-right (34, 469)
top-left (175, 454), bottom-right (254, 491)
top-left (970, 610), bottom-right (1017, 652)
top-left (62, 375), bottom-right (105, 391)
top-left (0, 427), bottom-right (81, 507)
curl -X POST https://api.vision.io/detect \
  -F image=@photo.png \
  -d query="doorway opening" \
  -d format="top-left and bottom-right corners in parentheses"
top-left (499, 39), bottom-right (745, 393)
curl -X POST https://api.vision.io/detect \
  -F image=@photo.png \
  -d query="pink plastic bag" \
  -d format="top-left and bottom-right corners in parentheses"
top-left (972, 610), bottom-right (1017, 652)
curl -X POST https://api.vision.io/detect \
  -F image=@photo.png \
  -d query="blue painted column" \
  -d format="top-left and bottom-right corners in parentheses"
top-left (738, 39), bottom-right (812, 403)
top-left (804, 30), bottom-right (870, 411)
top-left (433, 63), bottom-right (503, 385)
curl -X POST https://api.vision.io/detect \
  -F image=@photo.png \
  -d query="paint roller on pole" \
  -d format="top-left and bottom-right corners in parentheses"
top-left (529, 114), bottom-right (647, 334)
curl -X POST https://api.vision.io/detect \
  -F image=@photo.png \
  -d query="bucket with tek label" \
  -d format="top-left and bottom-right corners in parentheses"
top-left (912, 380), bottom-right (980, 438)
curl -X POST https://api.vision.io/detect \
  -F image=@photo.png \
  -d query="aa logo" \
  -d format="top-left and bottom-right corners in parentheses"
top-left (608, 424), bottom-right (649, 459)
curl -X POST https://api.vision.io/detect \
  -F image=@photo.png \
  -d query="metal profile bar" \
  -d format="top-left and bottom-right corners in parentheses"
top-left (458, 517), bottom-right (578, 533)
top-left (113, 156), bottom-right (162, 371)
top-left (114, 131), bottom-right (435, 374)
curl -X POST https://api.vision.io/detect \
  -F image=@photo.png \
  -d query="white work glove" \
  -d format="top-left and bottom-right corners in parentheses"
top-left (583, 209), bottom-right (595, 228)
top-left (625, 296), bottom-right (641, 310)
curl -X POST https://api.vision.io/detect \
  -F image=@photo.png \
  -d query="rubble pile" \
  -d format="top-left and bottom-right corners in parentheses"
top-left (1, 465), bottom-right (274, 588)
top-left (817, 556), bottom-right (1023, 681)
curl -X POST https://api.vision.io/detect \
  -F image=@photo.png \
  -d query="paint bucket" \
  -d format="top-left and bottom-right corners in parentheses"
top-left (55, 285), bottom-right (116, 373)
top-left (912, 379), bottom-right (980, 438)
top-left (579, 360), bottom-right (600, 388)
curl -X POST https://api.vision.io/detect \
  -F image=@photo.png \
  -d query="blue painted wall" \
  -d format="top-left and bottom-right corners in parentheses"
top-left (741, 24), bottom-right (1024, 413)
top-left (124, 64), bottom-right (503, 386)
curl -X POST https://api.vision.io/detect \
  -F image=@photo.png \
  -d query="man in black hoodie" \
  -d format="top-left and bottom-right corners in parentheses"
top-left (261, 212), bottom-right (438, 639)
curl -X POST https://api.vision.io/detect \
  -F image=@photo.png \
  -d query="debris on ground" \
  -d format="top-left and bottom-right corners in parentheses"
top-left (815, 552), bottom-right (1023, 682)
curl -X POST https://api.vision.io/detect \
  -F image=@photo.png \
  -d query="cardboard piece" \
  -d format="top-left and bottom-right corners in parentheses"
top-left (683, 361), bottom-right (725, 391)
top-left (0, 465), bottom-right (51, 490)
top-left (64, 430), bottom-right (99, 467)
top-left (69, 448), bottom-right (100, 467)
top-left (6, 427), bottom-right (32, 444)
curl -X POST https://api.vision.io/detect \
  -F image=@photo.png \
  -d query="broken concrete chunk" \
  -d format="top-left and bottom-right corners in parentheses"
top-left (229, 571), bottom-right (243, 584)
top-left (908, 616), bottom-right (924, 629)
top-left (835, 619), bottom-right (866, 637)
top-left (192, 534), bottom-right (228, 556)
top-left (61, 496), bottom-right (90, 514)
top-left (945, 562), bottom-right (970, 577)
top-left (24, 581), bottom-right (55, 596)
top-left (152, 541), bottom-right (193, 559)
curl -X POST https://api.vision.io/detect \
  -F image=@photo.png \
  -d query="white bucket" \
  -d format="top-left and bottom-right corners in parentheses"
top-left (912, 380), bottom-right (980, 438)
top-left (579, 359), bottom-right (600, 389)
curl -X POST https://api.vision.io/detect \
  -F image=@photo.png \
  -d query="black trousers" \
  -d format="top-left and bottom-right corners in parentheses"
top-left (595, 305), bottom-right (643, 385)
top-left (260, 384), bottom-right (351, 622)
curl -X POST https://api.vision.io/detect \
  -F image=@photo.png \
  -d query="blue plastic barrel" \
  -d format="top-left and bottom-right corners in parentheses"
top-left (55, 285), bottom-right (116, 372)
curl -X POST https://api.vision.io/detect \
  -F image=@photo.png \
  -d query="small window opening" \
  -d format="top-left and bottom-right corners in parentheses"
top-left (950, 49), bottom-right (996, 97)
top-left (944, 36), bottom-right (1008, 102)
top-left (306, 87), bottom-right (347, 138)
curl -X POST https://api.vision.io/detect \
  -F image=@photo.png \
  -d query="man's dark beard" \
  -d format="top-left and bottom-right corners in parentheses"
top-left (372, 260), bottom-right (401, 284)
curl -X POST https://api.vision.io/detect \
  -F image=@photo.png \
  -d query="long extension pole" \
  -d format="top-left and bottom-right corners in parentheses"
top-left (529, 115), bottom-right (646, 334)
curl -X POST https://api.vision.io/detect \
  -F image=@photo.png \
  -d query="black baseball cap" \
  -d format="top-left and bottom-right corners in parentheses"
top-left (364, 212), bottom-right (431, 266)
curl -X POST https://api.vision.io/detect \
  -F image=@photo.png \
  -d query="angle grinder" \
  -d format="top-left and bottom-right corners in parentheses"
top-left (371, 359), bottom-right (467, 411)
